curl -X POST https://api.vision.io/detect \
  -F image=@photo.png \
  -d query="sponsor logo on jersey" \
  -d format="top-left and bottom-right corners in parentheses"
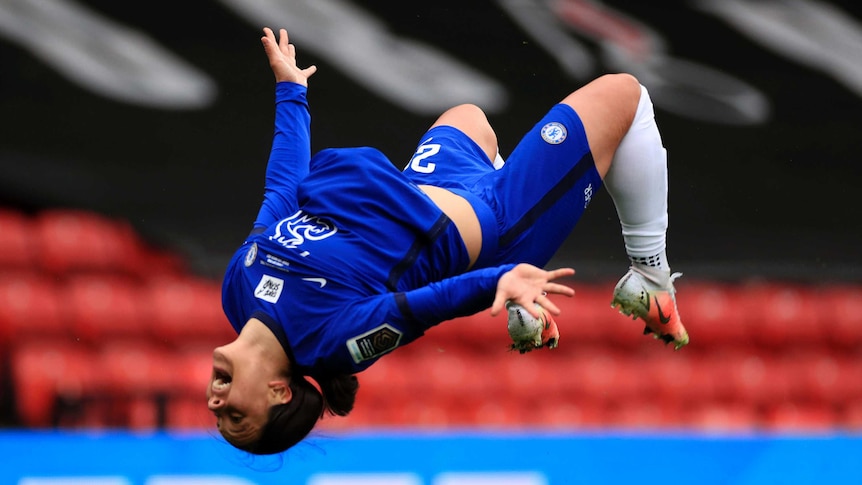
top-left (243, 242), bottom-right (257, 267)
top-left (270, 210), bottom-right (338, 250)
top-left (302, 277), bottom-right (327, 288)
top-left (584, 183), bottom-right (594, 208)
top-left (347, 324), bottom-right (403, 364)
top-left (254, 274), bottom-right (284, 303)
top-left (540, 122), bottom-right (567, 144)
top-left (261, 252), bottom-right (291, 272)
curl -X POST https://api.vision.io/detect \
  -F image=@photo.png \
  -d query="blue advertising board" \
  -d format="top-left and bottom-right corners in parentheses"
top-left (1, 430), bottom-right (861, 485)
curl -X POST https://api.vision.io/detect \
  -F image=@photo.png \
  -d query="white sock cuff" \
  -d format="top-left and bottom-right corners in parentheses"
top-left (633, 85), bottom-right (655, 129)
top-left (620, 215), bottom-right (668, 257)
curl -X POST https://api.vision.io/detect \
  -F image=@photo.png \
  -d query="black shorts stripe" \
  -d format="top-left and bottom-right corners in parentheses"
top-left (499, 152), bottom-right (596, 248)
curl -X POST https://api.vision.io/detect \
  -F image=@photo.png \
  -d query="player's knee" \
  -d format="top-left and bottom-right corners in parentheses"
top-left (563, 73), bottom-right (642, 118)
top-left (595, 73), bottom-right (642, 110)
top-left (443, 103), bottom-right (489, 120)
top-left (433, 104), bottom-right (498, 157)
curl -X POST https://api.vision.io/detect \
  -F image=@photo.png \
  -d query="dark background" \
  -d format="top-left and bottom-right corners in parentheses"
top-left (2, 0), bottom-right (860, 282)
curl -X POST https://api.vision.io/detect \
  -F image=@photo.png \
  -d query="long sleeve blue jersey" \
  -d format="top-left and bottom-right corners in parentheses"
top-left (221, 83), bottom-right (515, 379)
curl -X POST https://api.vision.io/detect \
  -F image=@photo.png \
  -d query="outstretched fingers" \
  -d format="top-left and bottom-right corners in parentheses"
top-left (489, 264), bottom-right (575, 318)
top-left (260, 27), bottom-right (317, 85)
top-left (279, 28), bottom-right (292, 56)
top-left (536, 284), bottom-right (575, 315)
top-left (545, 267), bottom-right (576, 282)
top-left (261, 27), bottom-right (275, 50)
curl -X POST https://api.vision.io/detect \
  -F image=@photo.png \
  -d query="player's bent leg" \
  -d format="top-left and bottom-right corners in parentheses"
top-left (566, 74), bottom-right (689, 349)
top-left (430, 104), bottom-right (498, 162)
top-left (560, 73), bottom-right (642, 178)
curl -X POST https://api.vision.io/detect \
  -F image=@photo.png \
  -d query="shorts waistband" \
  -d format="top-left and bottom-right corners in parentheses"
top-left (449, 188), bottom-right (498, 269)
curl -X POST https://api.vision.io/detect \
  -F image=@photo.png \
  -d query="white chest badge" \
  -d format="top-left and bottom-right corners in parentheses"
top-left (254, 274), bottom-right (284, 303)
top-left (540, 122), bottom-right (567, 145)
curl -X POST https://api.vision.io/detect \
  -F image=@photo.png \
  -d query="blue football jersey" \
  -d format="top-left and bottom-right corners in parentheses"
top-left (221, 83), bottom-right (514, 379)
top-left (222, 78), bottom-right (602, 379)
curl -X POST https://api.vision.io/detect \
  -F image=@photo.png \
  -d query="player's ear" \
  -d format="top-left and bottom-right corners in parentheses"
top-left (267, 380), bottom-right (293, 405)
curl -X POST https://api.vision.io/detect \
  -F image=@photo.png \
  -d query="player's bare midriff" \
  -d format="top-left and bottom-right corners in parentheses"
top-left (418, 185), bottom-right (481, 269)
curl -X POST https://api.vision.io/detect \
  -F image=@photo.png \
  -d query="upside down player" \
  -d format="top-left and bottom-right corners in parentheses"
top-left (209, 27), bottom-right (689, 454)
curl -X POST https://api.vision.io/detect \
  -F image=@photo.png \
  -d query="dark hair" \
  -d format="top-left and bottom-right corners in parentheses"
top-left (233, 373), bottom-right (359, 455)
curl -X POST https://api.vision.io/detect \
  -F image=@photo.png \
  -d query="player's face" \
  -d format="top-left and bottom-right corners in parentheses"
top-left (206, 345), bottom-right (274, 446)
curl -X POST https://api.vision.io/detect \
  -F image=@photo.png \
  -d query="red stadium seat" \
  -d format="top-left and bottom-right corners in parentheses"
top-left (436, 312), bottom-right (508, 350)
top-left (0, 208), bottom-right (36, 269)
top-left (332, 392), bottom-right (393, 428)
top-left (763, 402), bottom-right (837, 432)
top-left (169, 344), bottom-right (213, 399)
top-left (126, 397), bottom-right (162, 430)
top-left (563, 283), bottom-right (642, 349)
top-left (92, 342), bottom-right (181, 429)
top-left (138, 247), bottom-right (188, 278)
top-left (556, 348), bottom-right (647, 404)
top-left (498, 350), bottom-right (563, 397)
top-left (840, 400), bottom-right (862, 430)
top-left (818, 285), bottom-right (862, 349)
top-left (343, 387), bottom-right (453, 428)
top-left (429, 282), bottom-right (643, 352)
top-left (11, 342), bottom-right (96, 427)
top-left (94, 341), bottom-right (178, 395)
top-left (155, 345), bottom-right (214, 430)
top-left (166, 396), bottom-right (212, 429)
top-left (142, 275), bottom-right (235, 346)
top-left (529, 396), bottom-right (606, 429)
top-left (357, 350), bottom-right (414, 396)
top-left (465, 398), bottom-right (525, 427)
top-left (783, 351), bottom-right (862, 405)
top-left (678, 281), bottom-right (748, 348)
top-left (741, 283), bottom-right (821, 348)
top-left (419, 344), bottom-right (499, 399)
top-left (395, 395), bottom-right (456, 427)
top-left (638, 347), bottom-right (711, 405)
top-left (0, 272), bottom-right (68, 344)
top-left (699, 350), bottom-right (742, 403)
top-left (606, 398), bottom-right (686, 429)
top-left (34, 209), bottom-right (148, 276)
top-left (686, 402), bottom-right (758, 432)
top-left (721, 350), bottom-right (791, 406)
top-left (64, 274), bottom-right (148, 343)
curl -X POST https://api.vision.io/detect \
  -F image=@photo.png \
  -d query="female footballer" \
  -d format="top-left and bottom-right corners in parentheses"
top-left (208, 27), bottom-right (688, 454)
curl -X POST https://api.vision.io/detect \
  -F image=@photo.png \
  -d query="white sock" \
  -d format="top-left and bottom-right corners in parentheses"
top-left (604, 85), bottom-right (670, 273)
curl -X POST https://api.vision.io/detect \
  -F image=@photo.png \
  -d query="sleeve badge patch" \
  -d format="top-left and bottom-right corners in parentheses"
top-left (347, 324), bottom-right (403, 364)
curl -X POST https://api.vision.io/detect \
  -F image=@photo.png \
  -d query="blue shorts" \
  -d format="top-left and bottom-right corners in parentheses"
top-left (402, 103), bottom-right (602, 269)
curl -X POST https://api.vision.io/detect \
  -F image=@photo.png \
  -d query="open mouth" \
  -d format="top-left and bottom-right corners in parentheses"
top-left (212, 367), bottom-right (232, 391)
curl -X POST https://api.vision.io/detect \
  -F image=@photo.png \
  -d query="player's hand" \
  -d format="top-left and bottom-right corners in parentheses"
top-left (261, 27), bottom-right (317, 86)
top-left (490, 264), bottom-right (575, 319)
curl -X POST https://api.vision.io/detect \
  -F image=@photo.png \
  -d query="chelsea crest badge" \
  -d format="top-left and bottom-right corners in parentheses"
top-left (540, 122), bottom-right (567, 145)
top-left (244, 242), bottom-right (258, 267)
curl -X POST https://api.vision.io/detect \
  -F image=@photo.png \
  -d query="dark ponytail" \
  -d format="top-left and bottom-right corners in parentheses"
top-left (236, 373), bottom-right (359, 455)
top-left (318, 373), bottom-right (359, 416)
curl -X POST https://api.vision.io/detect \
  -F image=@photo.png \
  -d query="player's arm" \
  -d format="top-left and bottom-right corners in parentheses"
top-left (323, 264), bottom-right (573, 374)
top-left (253, 28), bottom-right (319, 230)
top-left (399, 263), bottom-right (575, 328)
